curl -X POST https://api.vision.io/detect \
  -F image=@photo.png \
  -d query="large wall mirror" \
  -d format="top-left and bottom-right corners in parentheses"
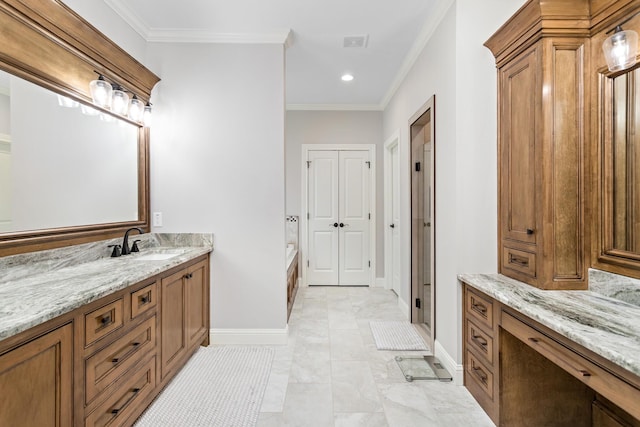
top-left (0, 0), bottom-right (159, 256)
top-left (0, 69), bottom-right (139, 233)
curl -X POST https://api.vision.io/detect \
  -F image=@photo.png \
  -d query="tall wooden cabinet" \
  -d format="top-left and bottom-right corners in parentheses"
top-left (485, 0), bottom-right (591, 290)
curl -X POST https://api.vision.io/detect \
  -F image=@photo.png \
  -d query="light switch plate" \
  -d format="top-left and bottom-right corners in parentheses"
top-left (153, 212), bottom-right (163, 227)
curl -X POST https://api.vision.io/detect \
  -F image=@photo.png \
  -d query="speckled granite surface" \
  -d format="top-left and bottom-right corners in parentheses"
top-left (0, 233), bottom-right (213, 341)
top-left (458, 273), bottom-right (640, 378)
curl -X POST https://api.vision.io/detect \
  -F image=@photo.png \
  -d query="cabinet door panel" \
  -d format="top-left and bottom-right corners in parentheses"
top-left (186, 260), bottom-right (208, 348)
top-left (161, 271), bottom-right (186, 379)
top-left (500, 48), bottom-right (538, 246)
top-left (0, 323), bottom-right (73, 427)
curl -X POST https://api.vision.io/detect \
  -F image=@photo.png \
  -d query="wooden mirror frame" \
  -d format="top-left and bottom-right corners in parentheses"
top-left (0, 0), bottom-right (159, 257)
top-left (591, 4), bottom-right (640, 279)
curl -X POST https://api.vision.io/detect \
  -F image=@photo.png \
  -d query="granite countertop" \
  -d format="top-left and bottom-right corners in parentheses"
top-left (0, 233), bottom-right (213, 341)
top-left (458, 272), bottom-right (640, 378)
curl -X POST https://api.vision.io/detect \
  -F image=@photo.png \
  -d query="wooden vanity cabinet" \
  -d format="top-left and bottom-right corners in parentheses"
top-left (485, 0), bottom-right (590, 290)
top-left (160, 258), bottom-right (209, 381)
top-left (463, 285), bottom-right (500, 424)
top-left (461, 282), bottom-right (640, 426)
top-left (0, 322), bottom-right (74, 427)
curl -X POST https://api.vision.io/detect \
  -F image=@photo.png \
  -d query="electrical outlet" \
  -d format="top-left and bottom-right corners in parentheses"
top-left (153, 212), bottom-right (163, 227)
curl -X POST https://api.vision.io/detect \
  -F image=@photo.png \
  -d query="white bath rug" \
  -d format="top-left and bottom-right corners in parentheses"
top-left (134, 346), bottom-right (274, 427)
top-left (369, 321), bottom-right (429, 351)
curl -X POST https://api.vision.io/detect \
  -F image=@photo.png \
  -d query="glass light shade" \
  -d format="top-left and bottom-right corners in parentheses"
top-left (89, 78), bottom-right (112, 109)
top-left (603, 28), bottom-right (639, 72)
top-left (57, 94), bottom-right (79, 108)
top-left (80, 104), bottom-right (99, 116)
top-left (128, 97), bottom-right (145, 122)
top-left (111, 88), bottom-right (129, 116)
top-left (143, 104), bottom-right (152, 127)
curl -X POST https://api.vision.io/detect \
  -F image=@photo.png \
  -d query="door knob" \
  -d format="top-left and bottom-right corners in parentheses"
top-left (339, 223), bottom-right (345, 227)
top-left (390, 224), bottom-right (395, 228)
top-left (332, 223), bottom-right (339, 228)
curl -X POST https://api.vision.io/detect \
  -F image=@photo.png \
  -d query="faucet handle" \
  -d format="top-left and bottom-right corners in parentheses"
top-left (131, 240), bottom-right (141, 253)
top-left (108, 244), bottom-right (122, 258)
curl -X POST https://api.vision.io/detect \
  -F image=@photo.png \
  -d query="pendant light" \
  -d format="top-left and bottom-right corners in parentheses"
top-left (603, 25), bottom-right (639, 72)
top-left (143, 102), bottom-right (153, 127)
top-left (89, 74), bottom-right (112, 109)
top-left (111, 84), bottom-right (129, 116)
top-left (128, 95), bottom-right (145, 122)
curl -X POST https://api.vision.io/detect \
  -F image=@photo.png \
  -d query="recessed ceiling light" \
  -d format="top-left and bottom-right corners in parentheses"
top-left (341, 74), bottom-right (354, 82)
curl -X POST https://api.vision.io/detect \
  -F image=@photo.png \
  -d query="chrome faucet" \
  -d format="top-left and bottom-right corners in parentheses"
top-left (122, 227), bottom-right (144, 255)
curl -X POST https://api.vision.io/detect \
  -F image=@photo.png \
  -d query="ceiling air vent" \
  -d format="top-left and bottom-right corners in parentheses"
top-left (343, 35), bottom-right (369, 48)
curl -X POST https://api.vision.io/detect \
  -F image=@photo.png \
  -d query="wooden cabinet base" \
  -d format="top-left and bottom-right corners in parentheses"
top-left (0, 323), bottom-right (74, 427)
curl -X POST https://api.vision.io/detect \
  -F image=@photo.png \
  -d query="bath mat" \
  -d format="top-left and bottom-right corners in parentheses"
top-left (369, 321), bottom-right (429, 351)
top-left (134, 346), bottom-right (274, 427)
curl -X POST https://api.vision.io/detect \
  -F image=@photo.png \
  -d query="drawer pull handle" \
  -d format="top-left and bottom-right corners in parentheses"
top-left (140, 295), bottom-right (149, 304)
top-left (101, 315), bottom-right (111, 325)
top-left (183, 273), bottom-right (193, 280)
top-left (110, 387), bottom-right (142, 415)
top-left (526, 228), bottom-right (534, 235)
top-left (528, 337), bottom-right (592, 377)
top-left (472, 334), bottom-right (488, 348)
top-left (111, 342), bottom-right (141, 363)
top-left (471, 303), bottom-right (487, 314)
top-left (472, 366), bottom-right (488, 384)
top-left (509, 254), bottom-right (529, 267)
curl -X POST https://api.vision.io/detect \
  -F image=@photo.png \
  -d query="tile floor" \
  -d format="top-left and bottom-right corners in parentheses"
top-left (256, 285), bottom-right (495, 427)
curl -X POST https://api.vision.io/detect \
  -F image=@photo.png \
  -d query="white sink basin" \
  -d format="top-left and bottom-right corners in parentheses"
top-left (132, 249), bottom-right (188, 261)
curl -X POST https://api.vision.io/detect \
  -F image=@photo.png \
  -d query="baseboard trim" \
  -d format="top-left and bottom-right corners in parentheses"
top-left (210, 326), bottom-right (289, 345)
top-left (398, 297), bottom-right (410, 321)
top-left (434, 340), bottom-right (464, 386)
top-left (374, 277), bottom-right (387, 288)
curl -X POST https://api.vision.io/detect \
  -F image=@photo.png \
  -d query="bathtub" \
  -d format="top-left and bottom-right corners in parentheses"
top-left (286, 243), bottom-right (297, 269)
top-left (286, 243), bottom-right (299, 319)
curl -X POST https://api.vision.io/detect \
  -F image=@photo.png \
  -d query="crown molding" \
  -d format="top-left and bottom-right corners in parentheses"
top-left (146, 28), bottom-right (292, 44)
top-left (286, 103), bottom-right (383, 111)
top-left (105, 0), bottom-right (292, 45)
top-left (379, 0), bottom-right (456, 109)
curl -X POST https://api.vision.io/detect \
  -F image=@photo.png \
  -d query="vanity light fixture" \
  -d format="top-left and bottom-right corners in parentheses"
top-left (143, 102), bottom-right (152, 127)
top-left (128, 95), bottom-right (145, 122)
top-left (89, 74), bottom-right (112, 109)
top-left (603, 13), bottom-right (640, 73)
top-left (111, 84), bottom-right (129, 116)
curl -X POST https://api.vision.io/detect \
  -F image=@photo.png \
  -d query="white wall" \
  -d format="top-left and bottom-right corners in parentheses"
top-left (146, 42), bottom-right (287, 333)
top-left (285, 110), bottom-right (385, 278)
top-left (382, 0), bottom-right (526, 368)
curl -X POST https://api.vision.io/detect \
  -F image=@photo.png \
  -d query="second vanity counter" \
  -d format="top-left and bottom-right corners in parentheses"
top-left (0, 233), bottom-right (213, 341)
top-left (459, 272), bottom-right (640, 378)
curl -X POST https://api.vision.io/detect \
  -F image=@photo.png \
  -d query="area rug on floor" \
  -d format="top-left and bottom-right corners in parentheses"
top-left (134, 346), bottom-right (274, 427)
top-left (369, 321), bottom-right (429, 351)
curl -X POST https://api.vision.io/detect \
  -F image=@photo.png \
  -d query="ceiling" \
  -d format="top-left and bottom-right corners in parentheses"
top-left (105, 0), bottom-right (447, 110)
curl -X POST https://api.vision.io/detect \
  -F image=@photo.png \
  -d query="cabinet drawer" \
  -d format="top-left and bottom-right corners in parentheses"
top-left (465, 288), bottom-right (494, 329)
top-left (502, 246), bottom-right (536, 278)
top-left (131, 282), bottom-right (157, 320)
top-left (502, 311), bottom-right (640, 421)
top-left (465, 349), bottom-right (494, 400)
top-left (85, 356), bottom-right (156, 427)
top-left (466, 319), bottom-right (494, 364)
top-left (85, 316), bottom-right (156, 405)
top-left (85, 299), bottom-right (124, 346)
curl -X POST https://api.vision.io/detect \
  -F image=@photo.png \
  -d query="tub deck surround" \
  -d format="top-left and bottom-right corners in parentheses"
top-left (458, 273), bottom-right (640, 378)
top-left (0, 233), bottom-right (213, 341)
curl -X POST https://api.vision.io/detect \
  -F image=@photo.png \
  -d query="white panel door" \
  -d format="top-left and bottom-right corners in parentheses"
top-left (307, 150), bottom-right (339, 285)
top-left (338, 150), bottom-right (370, 285)
top-left (391, 144), bottom-right (401, 295)
top-left (307, 150), bottom-right (371, 286)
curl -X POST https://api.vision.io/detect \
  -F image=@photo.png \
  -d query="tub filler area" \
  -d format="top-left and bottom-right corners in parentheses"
top-left (286, 216), bottom-right (299, 319)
